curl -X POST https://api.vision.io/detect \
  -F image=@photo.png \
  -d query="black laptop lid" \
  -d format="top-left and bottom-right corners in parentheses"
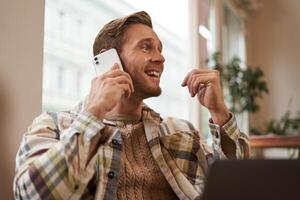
top-left (202, 159), bottom-right (300, 200)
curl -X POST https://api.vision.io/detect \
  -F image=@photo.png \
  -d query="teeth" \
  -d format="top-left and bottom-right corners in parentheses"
top-left (146, 71), bottom-right (160, 77)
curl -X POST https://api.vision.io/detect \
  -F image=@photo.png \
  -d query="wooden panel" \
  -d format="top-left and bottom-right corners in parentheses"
top-left (249, 135), bottom-right (300, 148)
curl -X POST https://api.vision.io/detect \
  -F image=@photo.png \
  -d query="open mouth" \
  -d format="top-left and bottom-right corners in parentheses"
top-left (145, 70), bottom-right (160, 78)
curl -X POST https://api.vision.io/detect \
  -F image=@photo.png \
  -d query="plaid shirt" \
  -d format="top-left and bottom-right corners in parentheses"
top-left (14, 103), bottom-right (249, 200)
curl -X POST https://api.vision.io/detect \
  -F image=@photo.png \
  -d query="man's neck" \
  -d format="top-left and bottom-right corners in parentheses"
top-left (105, 95), bottom-right (143, 121)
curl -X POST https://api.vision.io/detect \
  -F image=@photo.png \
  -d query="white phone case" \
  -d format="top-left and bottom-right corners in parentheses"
top-left (93, 48), bottom-right (123, 75)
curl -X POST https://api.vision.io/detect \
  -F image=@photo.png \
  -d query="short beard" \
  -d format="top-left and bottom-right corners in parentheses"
top-left (135, 86), bottom-right (162, 100)
top-left (147, 87), bottom-right (162, 98)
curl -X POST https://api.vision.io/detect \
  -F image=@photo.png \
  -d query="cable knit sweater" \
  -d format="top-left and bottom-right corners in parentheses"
top-left (114, 120), bottom-right (178, 200)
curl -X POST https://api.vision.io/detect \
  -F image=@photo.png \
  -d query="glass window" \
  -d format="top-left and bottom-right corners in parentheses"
top-left (223, 4), bottom-right (246, 66)
top-left (223, 3), bottom-right (248, 132)
top-left (203, 0), bottom-right (248, 134)
top-left (43, 0), bottom-right (189, 120)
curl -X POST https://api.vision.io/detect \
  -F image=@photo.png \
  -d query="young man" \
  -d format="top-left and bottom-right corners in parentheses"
top-left (14, 11), bottom-right (249, 200)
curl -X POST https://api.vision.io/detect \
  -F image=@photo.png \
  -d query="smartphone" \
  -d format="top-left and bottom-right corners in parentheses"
top-left (93, 48), bottom-right (123, 75)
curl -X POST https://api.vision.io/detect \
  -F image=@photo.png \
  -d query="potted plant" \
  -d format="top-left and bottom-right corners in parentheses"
top-left (208, 52), bottom-right (269, 115)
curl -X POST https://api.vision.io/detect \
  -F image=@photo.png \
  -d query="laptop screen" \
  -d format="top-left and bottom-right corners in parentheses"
top-left (202, 159), bottom-right (300, 200)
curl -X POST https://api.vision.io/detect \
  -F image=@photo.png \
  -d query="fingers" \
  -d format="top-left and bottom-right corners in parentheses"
top-left (189, 76), bottom-right (204, 97)
top-left (107, 64), bottom-right (131, 79)
top-left (181, 69), bottom-right (219, 86)
top-left (181, 72), bottom-right (191, 86)
top-left (191, 77), bottom-right (201, 96)
top-left (182, 70), bottom-right (220, 97)
top-left (96, 63), bottom-right (134, 93)
top-left (107, 63), bottom-right (123, 75)
top-left (111, 62), bottom-right (121, 70)
top-left (193, 81), bottom-right (206, 97)
top-left (117, 83), bottom-right (131, 98)
top-left (190, 75), bottom-right (213, 97)
top-left (110, 75), bottom-right (134, 94)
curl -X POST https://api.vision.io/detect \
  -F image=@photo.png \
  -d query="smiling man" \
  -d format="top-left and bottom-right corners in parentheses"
top-left (14, 11), bottom-right (249, 200)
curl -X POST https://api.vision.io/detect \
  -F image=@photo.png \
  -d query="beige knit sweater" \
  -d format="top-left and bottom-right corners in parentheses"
top-left (111, 117), bottom-right (178, 200)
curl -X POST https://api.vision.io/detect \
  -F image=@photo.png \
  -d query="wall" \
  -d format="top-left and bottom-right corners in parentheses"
top-left (247, 0), bottom-right (300, 131)
top-left (0, 0), bottom-right (44, 198)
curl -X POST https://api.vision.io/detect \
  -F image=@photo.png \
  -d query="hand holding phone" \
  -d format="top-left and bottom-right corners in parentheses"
top-left (93, 48), bottom-right (123, 75)
top-left (85, 48), bottom-right (134, 119)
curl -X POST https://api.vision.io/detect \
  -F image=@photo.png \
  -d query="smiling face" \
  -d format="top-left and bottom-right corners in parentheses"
top-left (119, 24), bottom-right (165, 99)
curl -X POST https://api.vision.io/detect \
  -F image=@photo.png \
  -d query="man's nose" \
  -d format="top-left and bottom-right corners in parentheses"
top-left (152, 50), bottom-right (165, 64)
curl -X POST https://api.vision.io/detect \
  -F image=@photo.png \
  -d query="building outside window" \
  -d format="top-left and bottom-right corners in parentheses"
top-left (42, 0), bottom-right (190, 120)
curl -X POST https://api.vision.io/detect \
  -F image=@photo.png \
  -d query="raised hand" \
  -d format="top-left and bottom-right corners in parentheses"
top-left (181, 69), bottom-right (230, 126)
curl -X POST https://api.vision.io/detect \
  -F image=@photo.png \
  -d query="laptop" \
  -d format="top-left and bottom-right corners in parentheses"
top-left (202, 159), bottom-right (300, 200)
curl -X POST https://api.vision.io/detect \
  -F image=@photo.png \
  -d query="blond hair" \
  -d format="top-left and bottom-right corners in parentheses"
top-left (93, 11), bottom-right (152, 56)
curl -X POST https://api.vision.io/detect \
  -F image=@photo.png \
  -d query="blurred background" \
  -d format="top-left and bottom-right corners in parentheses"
top-left (1, 0), bottom-right (300, 199)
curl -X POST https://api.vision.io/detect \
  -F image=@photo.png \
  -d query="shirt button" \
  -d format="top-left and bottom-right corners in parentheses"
top-left (74, 184), bottom-right (79, 190)
top-left (107, 171), bottom-right (115, 179)
top-left (112, 139), bottom-right (119, 145)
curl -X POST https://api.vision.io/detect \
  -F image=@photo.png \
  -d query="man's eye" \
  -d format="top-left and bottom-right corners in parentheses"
top-left (141, 44), bottom-right (151, 52)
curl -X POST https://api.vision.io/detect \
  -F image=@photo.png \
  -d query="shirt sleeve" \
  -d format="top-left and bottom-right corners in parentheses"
top-left (206, 113), bottom-right (250, 163)
top-left (14, 111), bottom-right (106, 200)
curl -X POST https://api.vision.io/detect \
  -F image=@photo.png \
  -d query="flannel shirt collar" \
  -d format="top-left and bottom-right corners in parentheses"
top-left (70, 100), bottom-right (163, 124)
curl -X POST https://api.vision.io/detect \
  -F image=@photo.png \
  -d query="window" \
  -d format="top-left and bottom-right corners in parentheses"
top-left (57, 65), bottom-right (65, 93)
top-left (223, 4), bottom-right (246, 66)
top-left (222, 2), bottom-right (248, 132)
top-left (58, 10), bottom-right (66, 38)
top-left (42, 0), bottom-right (189, 120)
top-left (203, 0), bottom-right (248, 133)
